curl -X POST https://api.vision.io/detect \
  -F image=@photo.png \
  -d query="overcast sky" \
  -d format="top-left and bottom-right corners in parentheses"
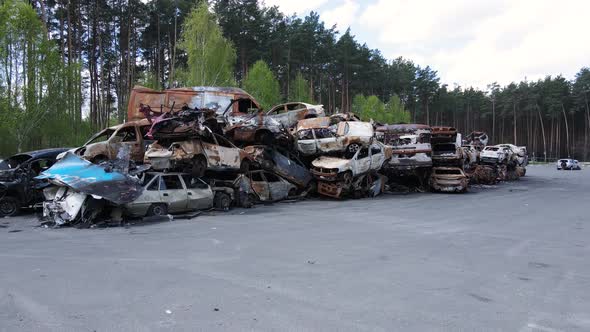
top-left (263, 0), bottom-right (590, 90)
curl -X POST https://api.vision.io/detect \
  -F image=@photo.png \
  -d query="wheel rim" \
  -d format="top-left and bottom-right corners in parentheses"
top-left (0, 200), bottom-right (16, 215)
top-left (348, 144), bottom-right (360, 153)
top-left (152, 205), bottom-right (165, 216)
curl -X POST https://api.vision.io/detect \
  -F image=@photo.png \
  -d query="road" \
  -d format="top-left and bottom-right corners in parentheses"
top-left (1, 165), bottom-right (589, 331)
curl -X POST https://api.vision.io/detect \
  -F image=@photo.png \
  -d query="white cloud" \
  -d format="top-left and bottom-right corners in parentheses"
top-left (262, 0), bottom-right (329, 16)
top-left (358, 0), bottom-right (590, 88)
top-left (321, 0), bottom-right (360, 30)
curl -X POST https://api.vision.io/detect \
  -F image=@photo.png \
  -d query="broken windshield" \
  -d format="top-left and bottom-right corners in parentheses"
top-left (0, 154), bottom-right (32, 170)
top-left (85, 129), bottom-right (116, 145)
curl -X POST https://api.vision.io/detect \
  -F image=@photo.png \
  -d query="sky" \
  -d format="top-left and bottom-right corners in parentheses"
top-left (263, 0), bottom-right (590, 90)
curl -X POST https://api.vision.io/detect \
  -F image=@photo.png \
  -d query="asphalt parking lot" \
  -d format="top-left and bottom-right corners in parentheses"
top-left (1, 165), bottom-right (589, 331)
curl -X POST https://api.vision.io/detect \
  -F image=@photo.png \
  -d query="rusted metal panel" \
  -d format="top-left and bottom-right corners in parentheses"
top-left (127, 85), bottom-right (261, 121)
top-left (429, 167), bottom-right (468, 192)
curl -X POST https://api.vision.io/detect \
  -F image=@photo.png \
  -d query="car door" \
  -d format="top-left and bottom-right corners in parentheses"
top-left (314, 127), bottom-right (339, 153)
top-left (111, 125), bottom-right (142, 161)
top-left (212, 134), bottom-right (241, 169)
top-left (200, 134), bottom-right (220, 168)
top-left (159, 174), bottom-right (188, 212)
top-left (249, 171), bottom-right (270, 201)
top-left (267, 104), bottom-right (290, 127)
top-left (263, 171), bottom-right (291, 201)
top-left (353, 147), bottom-right (371, 176)
top-left (370, 144), bottom-right (384, 170)
top-left (182, 175), bottom-right (214, 209)
top-left (130, 174), bottom-right (161, 216)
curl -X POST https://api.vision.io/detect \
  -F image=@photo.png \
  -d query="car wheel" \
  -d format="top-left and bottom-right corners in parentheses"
top-left (342, 171), bottom-right (353, 186)
top-left (288, 188), bottom-right (298, 198)
top-left (214, 192), bottom-right (231, 211)
top-left (346, 143), bottom-right (360, 155)
top-left (0, 197), bottom-right (19, 217)
top-left (147, 203), bottom-right (168, 217)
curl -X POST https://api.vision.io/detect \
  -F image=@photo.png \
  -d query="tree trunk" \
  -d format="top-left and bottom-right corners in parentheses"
top-left (561, 103), bottom-right (570, 157)
top-left (537, 104), bottom-right (547, 162)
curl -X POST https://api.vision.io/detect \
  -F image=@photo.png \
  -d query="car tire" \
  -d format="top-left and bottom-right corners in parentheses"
top-left (345, 143), bottom-right (360, 157)
top-left (0, 197), bottom-right (20, 217)
top-left (147, 203), bottom-right (168, 217)
top-left (342, 171), bottom-right (353, 186)
top-left (214, 192), bottom-right (231, 211)
top-left (288, 188), bottom-right (298, 198)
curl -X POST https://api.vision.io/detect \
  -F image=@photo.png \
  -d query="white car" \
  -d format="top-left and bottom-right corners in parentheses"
top-left (266, 102), bottom-right (325, 128)
top-left (480, 145), bottom-right (511, 165)
top-left (310, 142), bottom-right (391, 184)
top-left (556, 159), bottom-right (581, 170)
top-left (124, 172), bottom-right (232, 217)
top-left (497, 144), bottom-right (528, 166)
top-left (296, 119), bottom-right (374, 156)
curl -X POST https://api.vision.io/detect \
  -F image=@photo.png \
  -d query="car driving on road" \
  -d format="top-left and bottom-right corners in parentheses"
top-left (556, 159), bottom-right (581, 170)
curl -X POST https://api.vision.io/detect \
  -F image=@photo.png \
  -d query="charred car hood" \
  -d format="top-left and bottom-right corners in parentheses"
top-left (35, 153), bottom-right (143, 204)
top-left (312, 156), bottom-right (350, 170)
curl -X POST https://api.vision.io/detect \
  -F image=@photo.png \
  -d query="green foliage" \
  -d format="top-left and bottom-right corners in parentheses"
top-left (242, 60), bottom-right (281, 110)
top-left (0, 0), bottom-right (91, 156)
top-left (352, 94), bottom-right (410, 124)
top-left (178, 2), bottom-right (237, 87)
top-left (288, 72), bottom-right (313, 103)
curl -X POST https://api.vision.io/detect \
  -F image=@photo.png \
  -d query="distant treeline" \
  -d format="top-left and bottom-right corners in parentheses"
top-left (0, 0), bottom-right (588, 161)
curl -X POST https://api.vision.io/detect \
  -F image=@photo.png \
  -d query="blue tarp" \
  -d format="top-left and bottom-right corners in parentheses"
top-left (36, 153), bottom-right (143, 204)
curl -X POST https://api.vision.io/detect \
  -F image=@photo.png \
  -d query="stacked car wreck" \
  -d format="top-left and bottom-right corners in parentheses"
top-left (19, 85), bottom-right (530, 226)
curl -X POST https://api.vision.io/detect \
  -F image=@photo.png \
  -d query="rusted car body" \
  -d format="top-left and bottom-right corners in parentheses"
top-left (144, 131), bottom-right (251, 176)
top-left (431, 126), bottom-right (466, 167)
top-left (465, 131), bottom-right (489, 150)
top-left (497, 144), bottom-right (528, 167)
top-left (296, 118), bottom-right (374, 156)
top-left (128, 86), bottom-right (261, 122)
top-left (429, 167), bottom-right (468, 193)
top-left (59, 119), bottom-right (153, 163)
top-left (311, 142), bottom-right (391, 198)
top-left (223, 104), bottom-right (289, 144)
top-left (376, 124), bottom-right (432, 171)
top-left (480, 145), bottom-right (511, 165)
top-left (243, 145), bottom-right (312, 188)
top-left (266, 102), bottom-right (325, 128)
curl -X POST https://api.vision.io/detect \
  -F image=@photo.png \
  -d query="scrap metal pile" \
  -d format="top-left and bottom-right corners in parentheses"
top-left (16, 86), bottom-right (528, 227)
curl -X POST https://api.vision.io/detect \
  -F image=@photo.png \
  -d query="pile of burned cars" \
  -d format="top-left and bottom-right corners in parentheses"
top-left (8, 85), bottom-right (530, 225)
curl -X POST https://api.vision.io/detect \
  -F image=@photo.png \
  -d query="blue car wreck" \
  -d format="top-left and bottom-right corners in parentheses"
top-left (36, 153), bottom-right (146, 226)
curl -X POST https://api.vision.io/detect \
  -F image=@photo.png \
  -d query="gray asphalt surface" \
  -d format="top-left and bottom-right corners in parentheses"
top-left (0, 165), bottom-right (589, 331)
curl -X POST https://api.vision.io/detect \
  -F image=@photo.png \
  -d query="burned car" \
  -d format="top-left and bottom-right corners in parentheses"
top-left (213, 170), bottom-right (299, 207)
top-left (144, 129), bottom-right (252, 177)
top-left (430, 126), bottom-right (468, 167)
top-left (123, 172), bottom-right (233, 217)
top-left (266, 102), bottom-right (325, 128)
top-left (497, 144), bottom-right (528, 167)
top-left (222, 98), bottom-right (290, 145)
top-left (59, 119), bottom-right (153, 163)
top-left (128, 86), bottom-right (261, 122)
top-left (243, 145), bottom-right (312, 188)
top-left (311, 142), bottom-right (391, 198)
top-left (296, 118), bottom-right (374, 157)
top-left (464, 131), bottom-right (489, 150)
top-left (429, 167), bottom-right (469, 193)
top-left (376, 124), bottom-right (432, 171)
top-left (480, 145), bottom-right (511, 165)
top-left (0, 148), bottom-right (69, 216)
top-left (37, 153), bottom-right (146, 227)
